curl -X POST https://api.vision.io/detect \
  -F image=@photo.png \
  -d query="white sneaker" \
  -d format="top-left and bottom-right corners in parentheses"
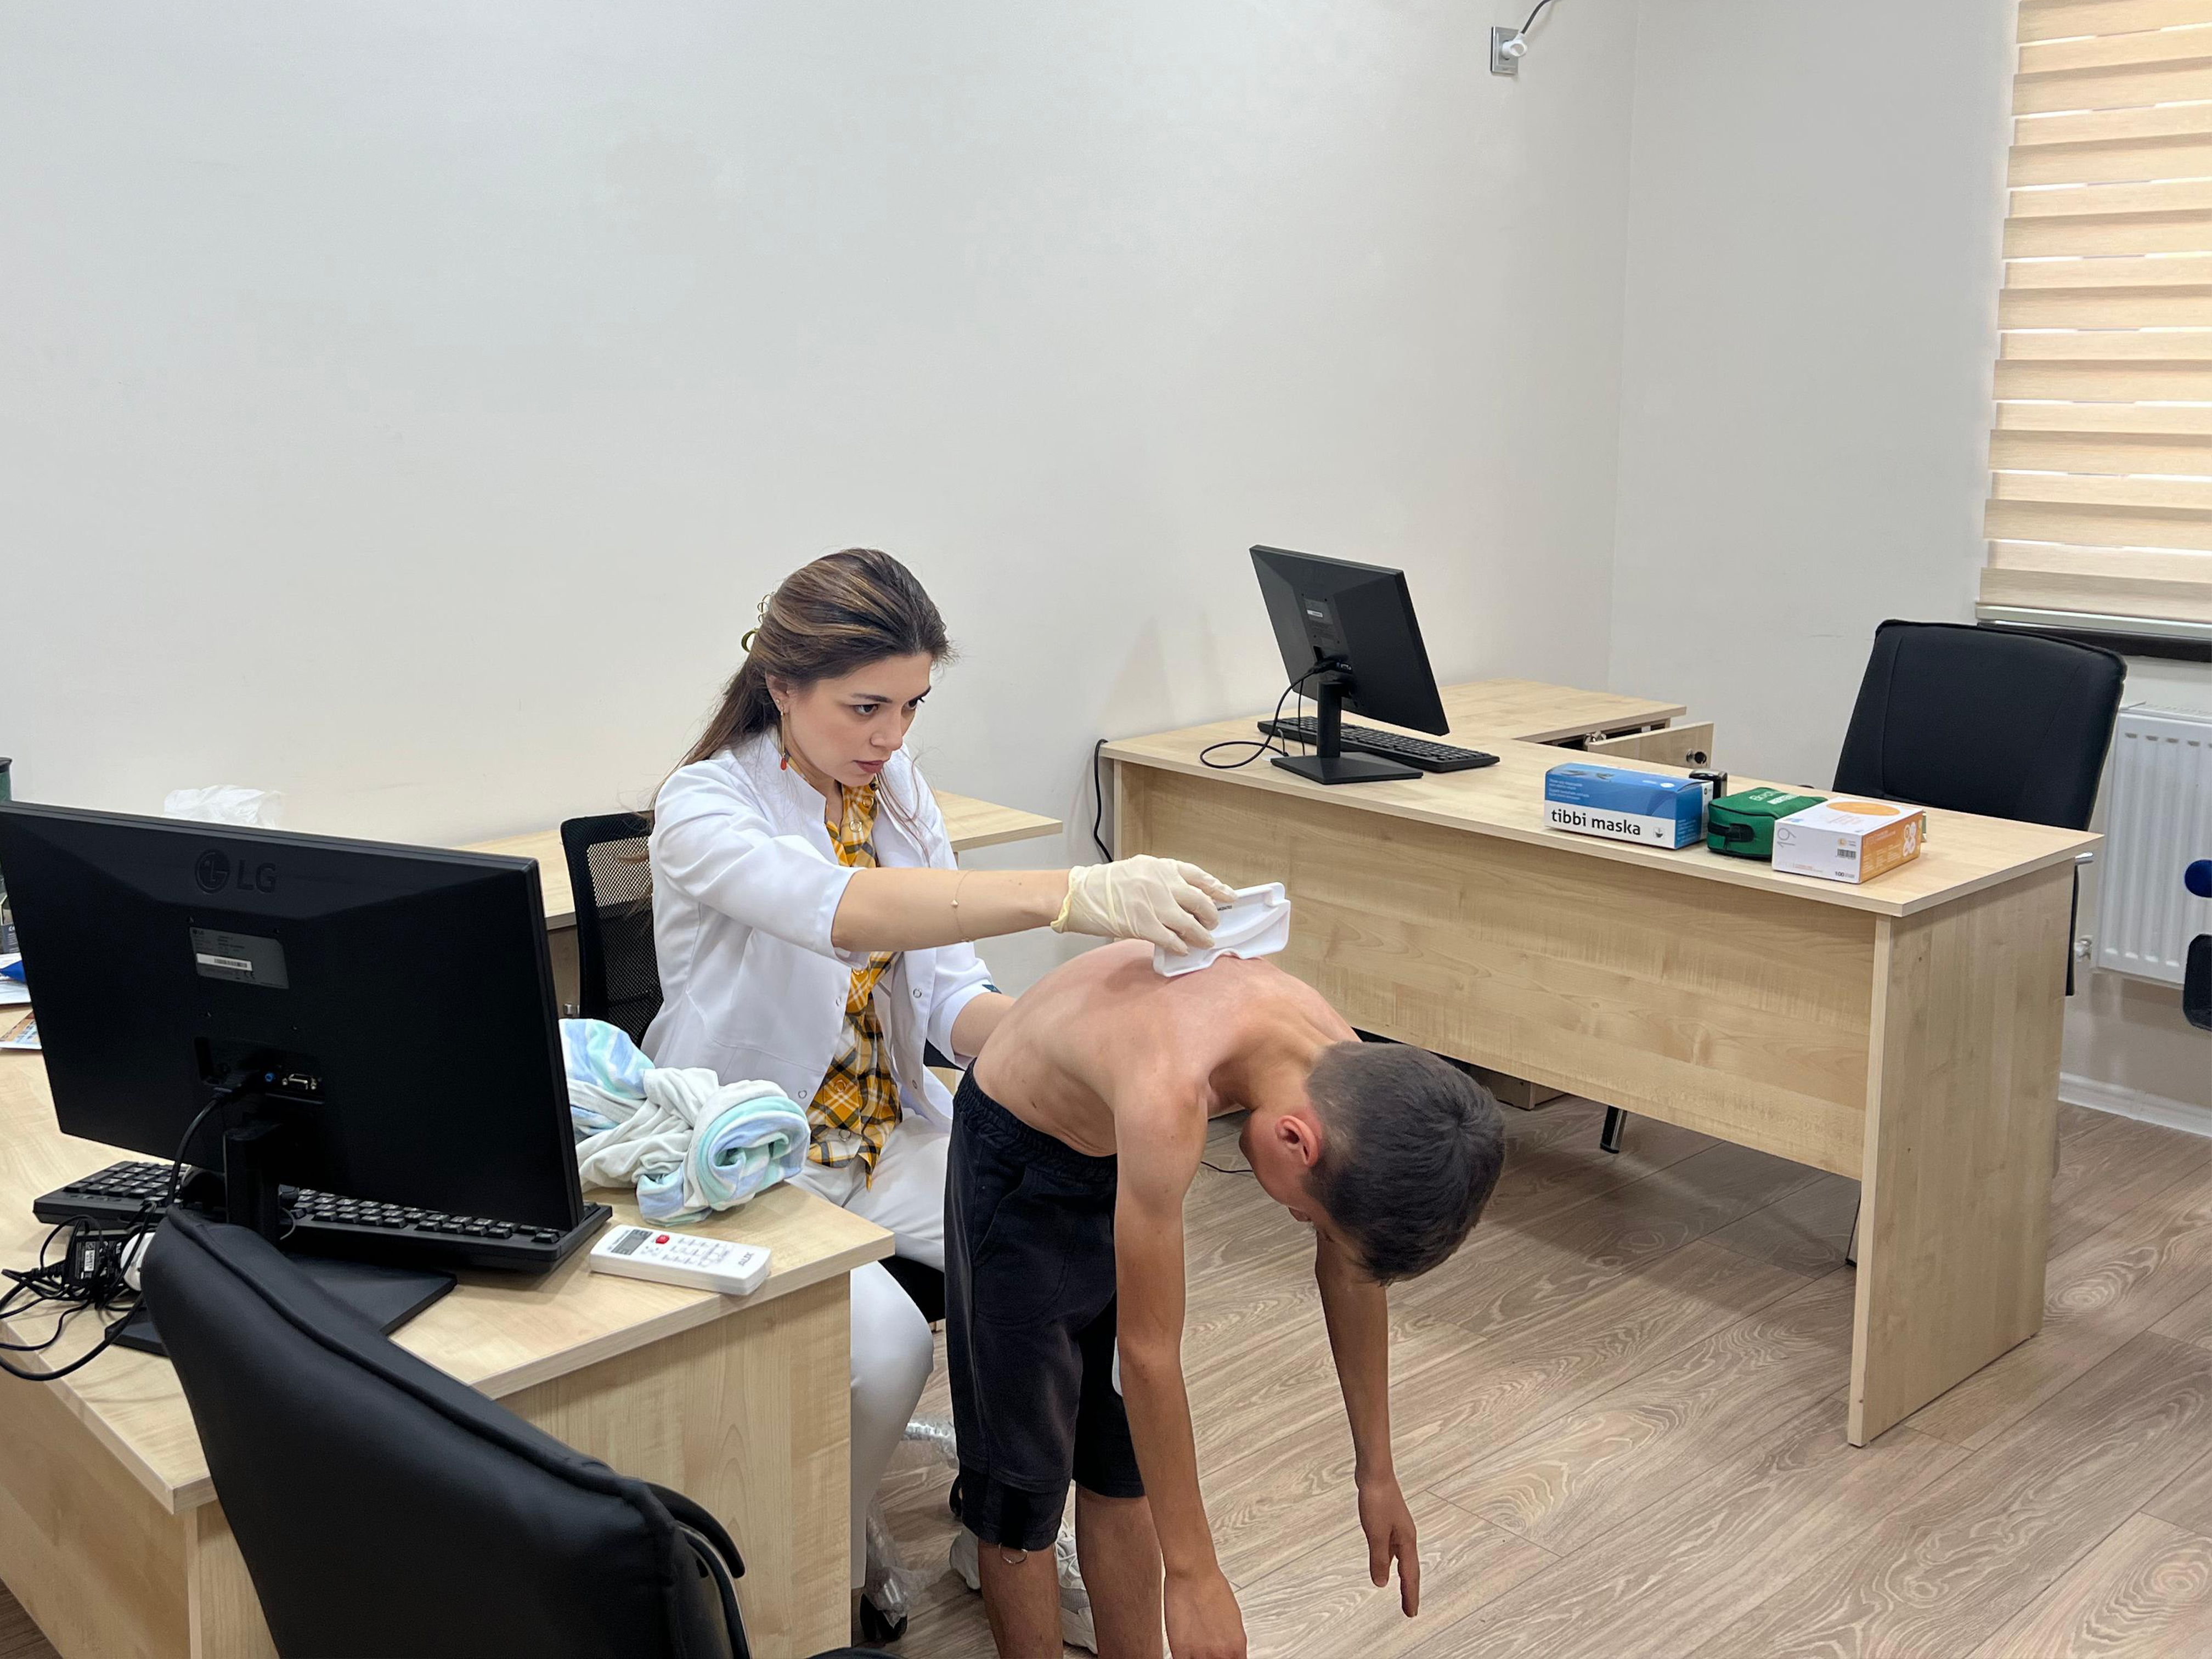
top-left (947, 1525), bottom-right (1098, 1654)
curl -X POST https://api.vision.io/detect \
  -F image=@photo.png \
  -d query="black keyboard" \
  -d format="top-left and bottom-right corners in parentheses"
top-left (1258, 718), bottom-right (1499, 773)
top-left (33, 1160), bottom-right (611, 1273)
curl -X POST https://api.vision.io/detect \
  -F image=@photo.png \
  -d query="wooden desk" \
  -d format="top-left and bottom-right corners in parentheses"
top-left (1105, 679), bottom-right (2096, 1446)
top-left (466, 789), bottom-right (1064, 930)
top-left (0, 1053), bottom-right (889, 1659)
top-left (1415, 678), bottom-right (1686, 746)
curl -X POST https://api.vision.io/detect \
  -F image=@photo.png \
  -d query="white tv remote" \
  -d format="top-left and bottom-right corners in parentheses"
top-left (588, 1224), bottom-right (771, 1296)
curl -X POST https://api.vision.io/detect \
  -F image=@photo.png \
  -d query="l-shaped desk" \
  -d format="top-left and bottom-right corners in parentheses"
top-left (1105, 679), bottom-right (2096, 1446)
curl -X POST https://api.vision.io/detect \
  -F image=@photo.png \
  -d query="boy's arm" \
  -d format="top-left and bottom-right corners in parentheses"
top-left (1315, 1233), bottom-right (1420, 1617)
top-left (1115, 1096), bottom-right (1246, 1659)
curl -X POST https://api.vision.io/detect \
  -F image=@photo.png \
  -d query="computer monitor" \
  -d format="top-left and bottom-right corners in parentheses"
top-left (1250, 545), bottom-right (1451, 785)
top-left (0, 803), bottom-right (600, 1330)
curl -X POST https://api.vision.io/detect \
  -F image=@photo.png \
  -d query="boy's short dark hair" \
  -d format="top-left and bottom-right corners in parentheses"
top-left (1304, 1042), bottom-right (1504, 1284)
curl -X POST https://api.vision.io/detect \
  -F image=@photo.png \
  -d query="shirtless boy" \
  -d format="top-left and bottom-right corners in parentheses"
top-left (946, 940), bottom-right (1505, 1659)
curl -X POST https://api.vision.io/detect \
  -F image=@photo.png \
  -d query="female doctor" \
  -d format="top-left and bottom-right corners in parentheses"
top-left (641, 548), bottom-right (1233, 1618)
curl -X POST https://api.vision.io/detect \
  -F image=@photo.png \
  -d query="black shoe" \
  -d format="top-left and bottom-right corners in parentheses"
top-left (858, 1593), bottom-right (908, 1644)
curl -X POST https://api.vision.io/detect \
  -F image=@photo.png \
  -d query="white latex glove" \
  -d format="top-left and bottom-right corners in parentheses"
top-left (1054, 856), bottom-right (1238, 956)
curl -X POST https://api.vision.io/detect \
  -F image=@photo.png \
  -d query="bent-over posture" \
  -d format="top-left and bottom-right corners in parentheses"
top-left (947, 941), bottom-right (1504, 1658)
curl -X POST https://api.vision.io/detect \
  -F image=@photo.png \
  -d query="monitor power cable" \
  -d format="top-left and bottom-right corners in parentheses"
top-left (0, 1079), bottom-right (244, 1383)
top-left (1198, 662), bottom-right (1334, 772)
top-left (1086, 659), bottom-right (1332, 859)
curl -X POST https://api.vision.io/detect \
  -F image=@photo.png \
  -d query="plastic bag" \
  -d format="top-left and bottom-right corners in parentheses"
top-left (859, 1418), bottom-right (961, 1636)
top-left (864, 1500), bottom-right (935, 1633)
top-left (163, 786), bottom-right (285, 827)
top-left (905, 1414), bottom-right (958, 1465)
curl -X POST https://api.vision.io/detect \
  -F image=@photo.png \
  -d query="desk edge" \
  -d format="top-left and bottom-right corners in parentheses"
top-left (1101, 744), bottom-right (2098, 918)
top-left (950, 815), bottom-right (1065, 854)
top-left (67, 1228), bottom-right (894, 1516)
top-left (1511, 704), bottom-right (1690, 744)
top-left (460, 1229), bottom-right (893, 1405)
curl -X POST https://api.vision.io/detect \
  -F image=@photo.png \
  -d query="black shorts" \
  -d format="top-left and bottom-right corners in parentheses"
top-left (945, 1070), bottom-right (1142, 1551)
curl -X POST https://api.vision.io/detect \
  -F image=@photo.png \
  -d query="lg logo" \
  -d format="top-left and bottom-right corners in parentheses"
top-left (194, 850), bottom-right (276, 895)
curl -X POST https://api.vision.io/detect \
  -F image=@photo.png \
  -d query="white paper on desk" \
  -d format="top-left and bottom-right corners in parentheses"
top-left (1, 1014), bottom-right (36, 1051)
top-left (0, 956), bottom-right (26, 1007)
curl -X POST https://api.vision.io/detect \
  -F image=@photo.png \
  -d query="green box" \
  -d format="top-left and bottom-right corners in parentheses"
top-left (1706, 787), bottom-right (1829, 860)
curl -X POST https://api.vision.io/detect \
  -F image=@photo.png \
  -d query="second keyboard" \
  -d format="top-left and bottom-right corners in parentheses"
top-left (1257, 718), bottom-right (1499, 773)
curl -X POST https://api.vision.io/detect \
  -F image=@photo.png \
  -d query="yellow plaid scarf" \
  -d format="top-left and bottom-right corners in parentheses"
top-left (809, 781), bottom-right (901, 1173)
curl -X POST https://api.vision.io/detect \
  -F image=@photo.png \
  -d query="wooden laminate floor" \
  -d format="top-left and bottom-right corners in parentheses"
top-left (0, 1593), bottom-right (53, 1659)
top-left (7, 1099), bottom-right (2211, 1658)
top-left (877, 1098), bottom-right (2212, 1659)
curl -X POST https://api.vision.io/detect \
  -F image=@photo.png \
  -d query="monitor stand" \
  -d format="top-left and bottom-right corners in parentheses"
top-left (1269, 675), bottom-right (1420, 786)
top-left (116, 1103), bottom-right (455, 1357)
top-left (113, 1254), bottom-right (455, 1356)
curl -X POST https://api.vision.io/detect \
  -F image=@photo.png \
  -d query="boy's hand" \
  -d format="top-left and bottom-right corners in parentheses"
top-left (1358, 1474), bottom-right (1421, 1616)
top-left (1166, 1565), bottom-right (1247, 1658)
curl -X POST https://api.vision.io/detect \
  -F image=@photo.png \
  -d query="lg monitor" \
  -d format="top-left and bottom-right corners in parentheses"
top-left (1250, 545), bottom-right (1452, 785)
top-left (0, 802), bottom-right (608, 1341)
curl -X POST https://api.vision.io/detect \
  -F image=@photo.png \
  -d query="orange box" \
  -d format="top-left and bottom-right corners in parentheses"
top-left (1771, 798), bottom-right (1926, 885)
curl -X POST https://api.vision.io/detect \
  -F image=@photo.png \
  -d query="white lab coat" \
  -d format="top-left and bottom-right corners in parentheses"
top-left (641, 733), bottom-right (996, 1128)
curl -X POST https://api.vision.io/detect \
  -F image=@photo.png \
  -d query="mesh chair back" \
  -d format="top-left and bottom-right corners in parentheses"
top-left (562, 813), bottom-right (664, 1046)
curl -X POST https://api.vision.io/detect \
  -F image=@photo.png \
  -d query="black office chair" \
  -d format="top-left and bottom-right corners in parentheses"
top-left (1830, 620), bottom-right (2124, 830)
top-left (143, 1207), bottom-right (889, 1659)
top-left (1834, 619), bottom-right (2123, 1002)
top-left (562, 812), bottom-right (664, 1046)
top-left (559, 814), bottom-right (949, 1326)
top-left (1599, 621), bottom-right (2126, 1164)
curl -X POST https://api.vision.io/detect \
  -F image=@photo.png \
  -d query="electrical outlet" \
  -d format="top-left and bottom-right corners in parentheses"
top-left (1490, 25), bottom-right (1522, 75)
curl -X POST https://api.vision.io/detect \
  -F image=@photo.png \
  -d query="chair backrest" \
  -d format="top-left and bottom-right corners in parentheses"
top-left (562, 812), bottom-right (664, 1045)
top-left (1832, 620), bottom-right (2125, 831)
top-left (142, 1208), bottom-right (746, 1659)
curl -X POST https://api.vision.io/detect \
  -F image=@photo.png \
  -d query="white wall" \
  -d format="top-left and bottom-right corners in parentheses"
top-left (1610, 0), bottom-right (2016, 792)
top-left (3, 0), bottom-right (1639, 993)
top-left (1609, 0), bottom-right (2208, 1122)
top-left (13, 3), bottom-right (2198, 1105)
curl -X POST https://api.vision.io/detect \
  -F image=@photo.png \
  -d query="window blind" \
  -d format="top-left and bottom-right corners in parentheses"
top-left (1980, 0), bottom-right (2212, 639)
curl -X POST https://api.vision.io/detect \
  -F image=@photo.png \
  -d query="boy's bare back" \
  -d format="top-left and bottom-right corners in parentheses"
top-left (970, 940), bottom-right (1346, 1157)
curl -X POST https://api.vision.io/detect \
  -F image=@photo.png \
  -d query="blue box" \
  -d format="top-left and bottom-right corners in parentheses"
top-left (1543, 762), bottom-right (1708, 849)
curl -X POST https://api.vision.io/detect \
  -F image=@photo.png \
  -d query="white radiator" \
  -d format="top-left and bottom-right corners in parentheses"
top-left (2097, 706), bottom-right (2212, 988)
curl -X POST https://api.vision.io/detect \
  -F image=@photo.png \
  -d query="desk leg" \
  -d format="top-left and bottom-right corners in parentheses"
top-left (505, 1275), bottom-right (853, 1659)
top-left (187, 1504), bottom-right (277, 1659)
top-left (1849, 866), bottom-right (2071, 1446)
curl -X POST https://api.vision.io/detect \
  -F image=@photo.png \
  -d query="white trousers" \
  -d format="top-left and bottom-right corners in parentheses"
top-left (789, 1124), bottom-right (948, 1588)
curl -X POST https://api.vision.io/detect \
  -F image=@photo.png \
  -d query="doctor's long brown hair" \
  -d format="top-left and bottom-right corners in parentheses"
top-left (668, 548), bottom-right (953, 830)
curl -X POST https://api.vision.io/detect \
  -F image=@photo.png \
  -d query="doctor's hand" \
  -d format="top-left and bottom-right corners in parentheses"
top-left (1053, 856), bottom-right (1237, 956)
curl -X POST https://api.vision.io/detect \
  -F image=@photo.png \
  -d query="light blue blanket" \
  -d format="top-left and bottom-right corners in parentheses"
top-left (560, 1019), bottom-right (809, 1223)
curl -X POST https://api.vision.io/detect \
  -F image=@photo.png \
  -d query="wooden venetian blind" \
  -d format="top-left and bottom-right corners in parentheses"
top-left (1981, 0), bottom-right (2212, 637)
